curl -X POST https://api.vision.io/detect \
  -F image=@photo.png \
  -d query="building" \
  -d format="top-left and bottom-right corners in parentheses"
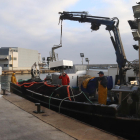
top-left (0, 47), bottom-right (39, 70)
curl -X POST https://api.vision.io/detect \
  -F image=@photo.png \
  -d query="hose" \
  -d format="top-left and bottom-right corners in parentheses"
top-left (49, 86), bottom-right (63, 109)
top-left (59, 92), bottom-right (82, 113)
top-left (58, 91), bottom-right (93, 113)
top-left (49, 85), bottom-right (75, 109)
top-left (70, 87), bottom-right (75, 101)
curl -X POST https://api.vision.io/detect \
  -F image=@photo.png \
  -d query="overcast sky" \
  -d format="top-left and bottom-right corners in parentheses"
top-left (0, 0), bottom-right (139, 64)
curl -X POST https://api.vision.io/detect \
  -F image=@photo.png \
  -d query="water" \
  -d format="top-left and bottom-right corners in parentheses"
top-left (88, 69), bottom-right (108, 72)
top-left (0, 73), bottom-right (49, 91)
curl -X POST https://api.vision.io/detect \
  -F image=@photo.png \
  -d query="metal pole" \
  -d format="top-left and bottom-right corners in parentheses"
top-left (48, 61), bottom-right (50, 74)
top-left (138, 20), bottom-right (140, 87)
top-left (12, 50), bottom-right (13, 71)
top-left (82, 57), bottom-right (83, 65)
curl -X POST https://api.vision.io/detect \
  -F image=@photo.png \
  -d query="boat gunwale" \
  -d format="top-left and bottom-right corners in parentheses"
top-left (10, 83), bottom-right (140, 121)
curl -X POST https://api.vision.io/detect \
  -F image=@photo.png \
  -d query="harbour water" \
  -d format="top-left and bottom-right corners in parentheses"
top-left (0, 73), bottom-right (48, 91)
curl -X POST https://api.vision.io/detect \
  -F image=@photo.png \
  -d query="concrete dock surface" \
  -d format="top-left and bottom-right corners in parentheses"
top-left (0, 97), bottom-right (75, 140)
top-left (0, 91), bottom-right (126, 140)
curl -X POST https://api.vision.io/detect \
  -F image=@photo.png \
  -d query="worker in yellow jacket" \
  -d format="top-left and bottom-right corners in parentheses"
top-left (11, 72), bottom-right (17, 84)
top-left (97, 71), bottom-right (108, 105)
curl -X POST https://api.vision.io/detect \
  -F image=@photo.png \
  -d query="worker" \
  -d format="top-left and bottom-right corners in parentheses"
top-left (97, 71), bottom-right (108, 105)
top-left (11, 72), bottom-right (17, 84)
top-left (59, 72), bottom-right (70, 85)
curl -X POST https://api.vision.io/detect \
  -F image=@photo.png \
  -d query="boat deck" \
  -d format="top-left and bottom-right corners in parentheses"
top-left (0, 91), bottom-right (126, 140)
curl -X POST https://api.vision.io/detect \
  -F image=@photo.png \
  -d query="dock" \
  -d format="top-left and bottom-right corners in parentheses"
top-left (0, 90), bottom-right (126, 140)
top-left (2, 69), bottom-right (57, 75)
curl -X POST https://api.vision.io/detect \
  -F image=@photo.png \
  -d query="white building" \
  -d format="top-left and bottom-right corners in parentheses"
top-left (0, 47), bottom-right (40, 70)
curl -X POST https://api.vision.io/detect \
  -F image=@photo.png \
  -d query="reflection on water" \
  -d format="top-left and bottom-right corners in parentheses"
top-left (0, 73), bottom-right (48, 91)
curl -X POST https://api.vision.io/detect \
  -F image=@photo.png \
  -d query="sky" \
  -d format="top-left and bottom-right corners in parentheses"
top-left (0, 0), bottom-right (139, 64)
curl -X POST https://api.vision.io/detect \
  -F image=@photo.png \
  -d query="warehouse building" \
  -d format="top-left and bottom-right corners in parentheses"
top-left (0, 47), bottom-right (39, 70)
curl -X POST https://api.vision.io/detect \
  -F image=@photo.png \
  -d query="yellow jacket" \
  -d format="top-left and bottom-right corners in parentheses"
top-left (11, 73), bottom-right (17, 84)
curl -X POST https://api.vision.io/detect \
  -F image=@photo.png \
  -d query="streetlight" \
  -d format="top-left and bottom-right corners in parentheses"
top-left (132, 31), bottom-right (140, 41)
top-left (80, 53), bottom-right (84, 65)
top-left (47, 57), bottom-right (52, 74)
top-left (85, 58), bottom-right (90, 70)
top-left (133, 4), bottom-right (140, 18)
top-left (47, 57), bottom-right (52, 68)
top-left (10, 48), bottom-right (14, 71)
top-left (133, 45), bottom-right (139, 50)
top-left (42, 57), bottom-right (45, 66)
top-left (42, 57), bottom-right (45, 62)
top-left (131, 2), bottom-right (140, 86)
top-left (128, 20), bottom-right (138, 29)
top-left (133, 45), bottom-right (139, 64)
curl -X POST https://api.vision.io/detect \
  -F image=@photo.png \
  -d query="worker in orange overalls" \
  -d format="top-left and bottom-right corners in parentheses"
top-left (11, 72), bottom-right (17, 84)
top-left (59, 72), bottom-right (70, 85)
top-left (97, 71), bottom-right (108, 105)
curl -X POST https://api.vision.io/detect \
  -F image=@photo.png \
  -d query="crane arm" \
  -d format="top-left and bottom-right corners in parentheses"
top-left (59, 12), bottom-right (127, 68)
top-left (59, 12), bottom-right (115, 28)
top-left (59, 11), bottom-right (130, 84)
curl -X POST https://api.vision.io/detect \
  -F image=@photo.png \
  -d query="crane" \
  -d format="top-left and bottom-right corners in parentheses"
top-left (51, 44), bottom-right (62, 62)
top-left (58, 11), bottom-right (133, 85)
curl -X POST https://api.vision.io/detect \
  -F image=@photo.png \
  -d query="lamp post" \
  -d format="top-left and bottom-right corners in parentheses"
top-left (133, 44), bottom-right (139, 50)
top-left (85, 58), bottom-right (90, 70)
top-left (47, 57), bottom-right (52, 74)
top-left (42, 57), bottom-right (45, 67)
top-left (80, 53), bottom-right (84, 65)
top-left (133, 45), bottom-right (139, 60)
top-left (131, 3), bottom-right (140, 86)
top-left (10, 49), bottom-right (14, 71)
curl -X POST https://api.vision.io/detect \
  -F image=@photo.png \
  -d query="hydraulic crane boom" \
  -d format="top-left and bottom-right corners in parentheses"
top-left (59, 11), bottom-right (128, 84)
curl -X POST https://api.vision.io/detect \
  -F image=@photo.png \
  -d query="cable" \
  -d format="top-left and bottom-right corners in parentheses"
top-left (81, 91), bottom-right (93, 104)
top-left (70, 87), bottom-right (75, 101)
top-left (49, 86), bottom-right (63, 109)
top-left (49, 85), bottom-right (72, 109)
top-left (59, 91), bottom-right (93, 113)
top-left (59, 92), bottom-right (82, 113)
top-left (121, 93), bottom-right (131, 102)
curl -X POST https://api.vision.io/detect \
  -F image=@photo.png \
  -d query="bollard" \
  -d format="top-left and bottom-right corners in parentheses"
top-left (33, 103), bottom-right (44, 114)
top-left (2, 89), bottom-right (7, 95)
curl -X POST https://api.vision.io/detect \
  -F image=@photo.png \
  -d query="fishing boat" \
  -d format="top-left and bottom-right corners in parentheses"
top-left (10, 79), bottom-right (140, 140)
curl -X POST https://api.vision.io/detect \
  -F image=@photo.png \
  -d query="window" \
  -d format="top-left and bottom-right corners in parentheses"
top-left (11, 57), bottom-right (17, 60)
top-left (10, 49), bottom-right (18, 52)
top-left (9, 64), bottom-right (12, 67)
top-left (128, 77), bottom-right (135, 82)
top-left (4, 64), bottom-right (8, 67)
